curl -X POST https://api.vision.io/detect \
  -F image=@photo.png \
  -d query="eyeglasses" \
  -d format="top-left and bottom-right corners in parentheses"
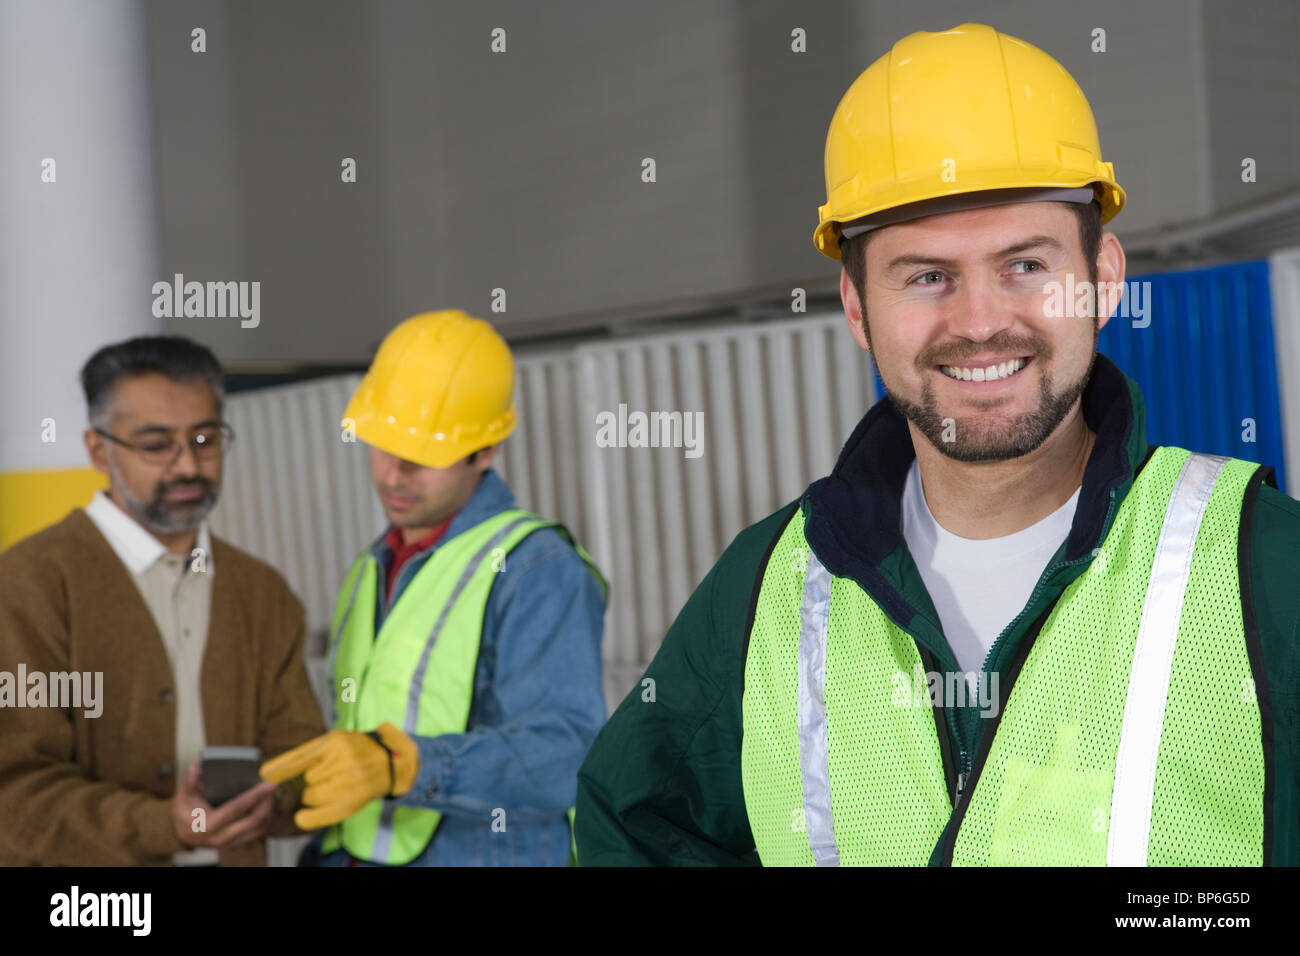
top-left (93, 423), bottom-right (235, 466)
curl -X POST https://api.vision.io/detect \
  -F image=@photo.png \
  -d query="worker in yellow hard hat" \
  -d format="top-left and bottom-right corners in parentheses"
top-left (262, 310), bottom-right (608, 866)
top-left (577, 23), bottom-right (1300, 866)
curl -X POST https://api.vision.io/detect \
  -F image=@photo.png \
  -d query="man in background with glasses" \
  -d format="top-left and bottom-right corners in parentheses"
top-left (0, 335), bottom-right (325, 865)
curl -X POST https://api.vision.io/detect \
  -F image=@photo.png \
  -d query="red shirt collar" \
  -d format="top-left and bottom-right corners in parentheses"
top-left (384, 517), bottom-right (452, 555)
top-left (384, 514), bottom-right (455, 602)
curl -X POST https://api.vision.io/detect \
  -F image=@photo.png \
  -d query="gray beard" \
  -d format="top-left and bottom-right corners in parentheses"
top-left (109, 461), bottom-right (218, 535)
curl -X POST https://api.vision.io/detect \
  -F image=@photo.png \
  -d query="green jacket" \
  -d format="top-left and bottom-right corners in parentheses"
top-left (576, 354), bottom-right (1300, 865)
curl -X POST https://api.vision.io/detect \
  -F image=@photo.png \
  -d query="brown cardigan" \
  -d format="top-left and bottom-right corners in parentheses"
top-left (0, 508), bottom-right (326, 865)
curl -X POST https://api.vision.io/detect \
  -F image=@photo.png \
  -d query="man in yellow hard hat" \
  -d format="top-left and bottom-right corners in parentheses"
top-left (262, 310), bottom-right (608, 866)
top-left (576, 23), bottom-right (1300, 865)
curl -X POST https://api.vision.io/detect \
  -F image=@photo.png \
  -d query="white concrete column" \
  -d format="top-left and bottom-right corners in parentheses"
top-left (0, 0), bottom-right (161, 548)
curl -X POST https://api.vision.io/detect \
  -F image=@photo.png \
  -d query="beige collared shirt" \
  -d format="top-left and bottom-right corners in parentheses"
top-left (83, 490), bottom-right (218, 865)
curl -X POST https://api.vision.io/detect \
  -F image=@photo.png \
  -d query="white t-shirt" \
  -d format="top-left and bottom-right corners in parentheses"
top-left (901, 458), bottom-right (1080, 678)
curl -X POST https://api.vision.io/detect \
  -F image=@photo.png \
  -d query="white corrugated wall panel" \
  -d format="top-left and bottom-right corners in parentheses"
top-left (207, 311), bottom-right (877, 711)
top-left (570, 311), bottom-right (877, 703)
top-left (209, 373), bottom-right (383, 644)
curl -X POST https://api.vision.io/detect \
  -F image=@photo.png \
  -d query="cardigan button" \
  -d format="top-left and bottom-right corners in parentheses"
top-left (159, 688), bottom-right (174, 705)
top-left (157, 763), bottom-right (172, 779)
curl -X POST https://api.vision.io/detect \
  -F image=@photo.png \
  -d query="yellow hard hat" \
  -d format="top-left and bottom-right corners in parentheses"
top-left (814, 23), bottom-right (1126, 260)
top-left (344, 310), bottom-right (515, 469)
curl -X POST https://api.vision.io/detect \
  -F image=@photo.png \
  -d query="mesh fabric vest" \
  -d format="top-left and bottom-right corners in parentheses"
top-left (741, 447), bottom-right (1265, 866)
top-left (323, 509), bottom-right (602, 865)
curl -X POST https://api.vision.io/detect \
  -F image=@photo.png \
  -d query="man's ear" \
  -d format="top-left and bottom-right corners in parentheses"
top-left (84, 428), bottom-right (110, 477)
top-left (1095, 231), bottom-right (1127, 333)
top-left (472, 444), bottom-right (500, 474)
top-left (841, 268), bottom-right (871, 352)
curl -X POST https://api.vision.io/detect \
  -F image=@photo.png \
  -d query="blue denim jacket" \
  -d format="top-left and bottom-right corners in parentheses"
top-left (305, 469), bottom-right (607, 866)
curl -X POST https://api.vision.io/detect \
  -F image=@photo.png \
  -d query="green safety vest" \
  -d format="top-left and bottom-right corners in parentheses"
top-left (742, 447), bottom-right (1267, 865)
top-left (323, 508), bottom-right (604, 865)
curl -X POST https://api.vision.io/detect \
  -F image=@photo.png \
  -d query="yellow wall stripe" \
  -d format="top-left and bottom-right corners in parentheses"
top-left (0, 467), bottom-right (107, 552)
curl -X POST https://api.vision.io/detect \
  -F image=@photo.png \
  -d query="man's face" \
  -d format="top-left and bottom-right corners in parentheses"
top-left (844, 201), bottom-right (1112, 462)
top-left (369, 445), bottom-right (493, 533)
top-left (86, 373), bottom-right (224, 535)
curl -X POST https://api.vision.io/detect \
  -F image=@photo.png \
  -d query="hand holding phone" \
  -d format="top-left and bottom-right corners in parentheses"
top-left (172, 754), bottom-right (276, 850)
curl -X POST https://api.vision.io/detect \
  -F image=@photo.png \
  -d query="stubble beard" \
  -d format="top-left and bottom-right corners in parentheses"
top-left (878, 324), bottom-right (1099, 463)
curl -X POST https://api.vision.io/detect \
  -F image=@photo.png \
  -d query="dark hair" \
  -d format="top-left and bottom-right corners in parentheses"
top-left (80, 335), bottom-right (225, 426)
top-left (466, 445), bottom-right (496, 466)
top-left (839, 200), bottom-right (1103, 324)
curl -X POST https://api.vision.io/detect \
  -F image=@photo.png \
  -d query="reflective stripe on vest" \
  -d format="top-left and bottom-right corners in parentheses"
top-left (742, 447), bottom-right (1265, 866)
top-left (797, 549), bottom-right (838, 866)
top-left (1107, 453), bottom-right (1227, 866)
top-left (322, 509), bottom-right (604, 865)
top-left (743, 529), bottom-right (950, 865)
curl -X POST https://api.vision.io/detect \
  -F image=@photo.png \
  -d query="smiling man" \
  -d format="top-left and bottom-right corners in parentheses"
top-left (576, 23), bottom-right (1300, 866)
top-left (0, 335), bottom-right (324, 866)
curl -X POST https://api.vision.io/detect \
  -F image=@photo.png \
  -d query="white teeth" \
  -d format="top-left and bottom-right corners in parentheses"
top-left (941, 358), bottom-right (1027, 381)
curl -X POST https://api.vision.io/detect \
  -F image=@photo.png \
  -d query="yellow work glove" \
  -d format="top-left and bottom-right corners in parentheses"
top-left (259, 722), bottom-right (419, 830)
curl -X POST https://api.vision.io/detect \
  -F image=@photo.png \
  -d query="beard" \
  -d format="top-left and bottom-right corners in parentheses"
top-left (880, 325), bottom-right (1098, 463)
top-left (111, 464), bottom-right (219, 535)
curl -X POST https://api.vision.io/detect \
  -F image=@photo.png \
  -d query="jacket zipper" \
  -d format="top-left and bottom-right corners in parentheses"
top-left (946, 486), bottom-right (1119, 821)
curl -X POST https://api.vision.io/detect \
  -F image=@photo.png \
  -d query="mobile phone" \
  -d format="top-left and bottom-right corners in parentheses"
top-left (199, 746), bottom-right (263, 806)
